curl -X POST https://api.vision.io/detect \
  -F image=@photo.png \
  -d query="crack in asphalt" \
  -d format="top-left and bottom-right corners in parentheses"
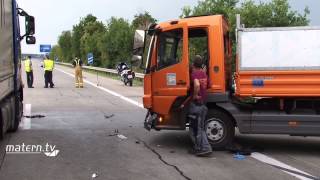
top-left (137, 139), bottom-right (192, 180)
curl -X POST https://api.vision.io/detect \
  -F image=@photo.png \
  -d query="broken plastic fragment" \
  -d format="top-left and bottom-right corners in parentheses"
top-left (92, 173), bottom-right (98, 178)
top-left (117, 134), bottom-right (127, 140)
top-left (104, 114), bottom-right (114, 119)
top-left (233, 153), bottom-right (246, 160)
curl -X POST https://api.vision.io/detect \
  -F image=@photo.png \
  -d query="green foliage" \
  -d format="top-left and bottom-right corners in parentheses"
top-left (181, 0), bottom-right (310, 71)
top-left (50, 45), bottom-right (62, 61)
top-left (52, 13), bottom-right (157, 69)
top-left (57, 31), bottom-right (72, 62)
top-left (240, 0), bottom-right (310, 28)
top-left (102, 17), bottom-right (134, 68)
top-left (132, 11), bottom-right (157, 30)
top-left (52, 0), bottom-right (310, 71)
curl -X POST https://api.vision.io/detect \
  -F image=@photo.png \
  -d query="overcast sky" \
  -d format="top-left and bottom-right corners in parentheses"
top-left (17, 0), bottom-right (320, 54)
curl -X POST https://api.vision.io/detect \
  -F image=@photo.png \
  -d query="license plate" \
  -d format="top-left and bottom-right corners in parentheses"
top-left (128, 75), bottom-right (133, 79)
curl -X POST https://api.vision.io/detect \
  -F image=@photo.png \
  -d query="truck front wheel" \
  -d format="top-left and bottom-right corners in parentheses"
top-left (205, 109), bottom-right (235, 149)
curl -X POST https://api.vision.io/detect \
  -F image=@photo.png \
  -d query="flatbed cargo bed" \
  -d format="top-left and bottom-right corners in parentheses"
top-left (235, 26), bottom-right (320, 97)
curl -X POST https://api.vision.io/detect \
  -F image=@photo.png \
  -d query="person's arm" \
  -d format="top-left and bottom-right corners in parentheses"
top-left (193, 79), bottom-right (201, 100)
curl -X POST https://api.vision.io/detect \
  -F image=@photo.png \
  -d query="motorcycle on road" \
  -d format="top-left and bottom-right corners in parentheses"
top-left (116, 63), bottom-right (135, 86)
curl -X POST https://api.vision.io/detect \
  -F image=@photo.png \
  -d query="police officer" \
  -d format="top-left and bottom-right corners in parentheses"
top-left (43, 55), bottom-right (55, 88)
top-left (24, 56), bottom-right (34, 88)
top-left (72, 57), bottom-right (83, 88)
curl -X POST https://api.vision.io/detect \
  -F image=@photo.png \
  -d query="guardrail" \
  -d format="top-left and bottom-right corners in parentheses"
top-left (56, 62), bottom-right (145, 79)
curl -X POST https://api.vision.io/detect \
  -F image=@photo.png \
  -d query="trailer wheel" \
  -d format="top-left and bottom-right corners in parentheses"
top-left (9, 91), bottom-right (23, 132)
top-left (205, 109), bottom-right (235, 149)
top-left (0, 109), bottom-right (4, 140)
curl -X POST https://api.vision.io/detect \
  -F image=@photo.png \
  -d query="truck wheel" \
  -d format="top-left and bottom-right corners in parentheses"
top-left (0, 109), bottom-right (4, 140)
top-left (205, 109), bottom-right (235, 149)
top-left (8, 95), bottom-right (22, 132)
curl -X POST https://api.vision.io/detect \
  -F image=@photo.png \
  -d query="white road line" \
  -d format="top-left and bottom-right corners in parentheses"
top-left (20, 104), bottom-right (31, 130)
top-left (55, 68), bottom-right (144, 108)
top-left (57, 67), bottom-right (317, 180)
top-left (251, 152), bottom-right (317, 180)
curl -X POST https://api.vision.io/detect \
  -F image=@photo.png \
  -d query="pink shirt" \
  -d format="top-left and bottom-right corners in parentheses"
top-left (191, 69), bottom-right (208, 104)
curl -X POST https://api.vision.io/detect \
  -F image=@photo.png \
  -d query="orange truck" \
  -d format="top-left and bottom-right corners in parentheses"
top-left (132, 14), bottom-right (320, 149)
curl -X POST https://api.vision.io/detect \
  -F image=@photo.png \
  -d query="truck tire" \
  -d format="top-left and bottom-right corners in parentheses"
top-left (205, 109), bottom-right (235, 150)
top-left (8, 88), bottom-right (23, 132)
top-left (0, 109), bottom-right (4, 140)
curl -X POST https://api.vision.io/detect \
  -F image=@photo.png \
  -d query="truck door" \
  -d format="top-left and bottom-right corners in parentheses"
top-left (151, 23), bottom-right (189, 128)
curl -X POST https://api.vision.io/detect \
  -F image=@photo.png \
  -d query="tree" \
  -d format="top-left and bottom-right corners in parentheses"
top-left (240, 0), bottom-right (309, 28)
top-left (181, 0), bottom-right (309, 37)
top-left (132, 12), bottom-right (157, 30)
top-left (100, 17), bottom-right (134, 68)
top-left (80, 20), bottom-right (106, 66)
top-left (181, 0), bottom-right (310, 71)
top-left (71, 14), bottom-right (99, 61)
top-left (49, 45), bottom-right (62, 62)
top-left (58, 31), bottom-right (72, 62)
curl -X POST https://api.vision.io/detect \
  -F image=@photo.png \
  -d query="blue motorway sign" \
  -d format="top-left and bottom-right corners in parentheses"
top-left (40, 45), bottom-right (51, 52)
top-left (87, 53), bottom-right (94, 65)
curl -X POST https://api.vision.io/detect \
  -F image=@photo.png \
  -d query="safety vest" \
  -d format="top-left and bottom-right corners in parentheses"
top-left (43, 59), bottom-right (54, 71)
top-left (74, 59), bottom-right (81, 66)
top-left (24, 59), bottom-right (32, 72)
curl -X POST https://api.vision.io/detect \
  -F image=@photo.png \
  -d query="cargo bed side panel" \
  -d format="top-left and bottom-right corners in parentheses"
top-left (236, 27), bottom-right (320, 97)
top-left (0, 0), bottom-right (14, 100)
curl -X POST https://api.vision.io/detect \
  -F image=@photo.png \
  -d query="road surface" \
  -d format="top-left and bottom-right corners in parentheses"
top-left (0, 60), bottom-right (319, 180)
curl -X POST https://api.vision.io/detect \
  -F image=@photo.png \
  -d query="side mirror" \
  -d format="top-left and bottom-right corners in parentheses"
top-left (132, 30), bottom-right (145, 66)
top-left (25, 16), bottom-right (35, 35)
top-left (26, 36), bottom-right (36, 44)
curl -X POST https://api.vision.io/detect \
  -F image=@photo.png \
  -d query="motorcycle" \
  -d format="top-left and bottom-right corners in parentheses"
top-left (116, 63), bottom-right (135, 86)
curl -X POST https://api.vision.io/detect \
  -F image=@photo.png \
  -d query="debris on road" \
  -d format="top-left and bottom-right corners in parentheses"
top-left (107, 129), bottom-right (119, 137)
top-left (117, 134), bottom-right (127, 140)
top-left (170, 150), bottom-right (175, 154)
top-left (233, 153), bottom-right (246, 160)
top-left (135, 141), bottom-right (140, 144)
top-left (104, 114), bottom-right (114, 119)
top-left (91, 173), bottom-right (98, 179)
top-left (23, 114), bottom-right (46, 118)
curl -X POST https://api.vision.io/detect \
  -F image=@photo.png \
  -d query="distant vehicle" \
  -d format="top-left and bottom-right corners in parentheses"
top-left (132, 14), bottom-right (320, 149)
top-left (116, 62), bottom-right (135, 86)
top-left (0, 0), bottom-right (36, 138)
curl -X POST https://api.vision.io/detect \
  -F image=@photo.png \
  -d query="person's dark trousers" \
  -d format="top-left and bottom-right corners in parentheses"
top-left (26, 71), bottom-right (34, 88)
top-left (44, 70), bottom-right (54, 88)
top-left (44, 71), bottom-right (49, 88)
top-left (189, 102), bottom-right (212, 153)
top-left (48, 71), bottom-right (54, 88)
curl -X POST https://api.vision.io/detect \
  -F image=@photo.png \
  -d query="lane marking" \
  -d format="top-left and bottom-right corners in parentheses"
top-left (57, 67), bottom-right (318, 180)
top-left (251, 152), bottom-right (318, 180)
top-left (20, 104), bottom-right (31, 130)
top-left (55, 68), bottom-right (144, 108)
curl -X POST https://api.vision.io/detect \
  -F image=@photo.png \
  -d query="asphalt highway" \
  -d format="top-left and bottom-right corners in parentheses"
top-left (0, 60), bottom-right (319, 180)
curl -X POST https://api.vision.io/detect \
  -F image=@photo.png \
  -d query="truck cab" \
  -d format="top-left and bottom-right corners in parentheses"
top-left (132, 15), bottom-right (320, 149)
top-left (133, 15), bottom-right (231, 129)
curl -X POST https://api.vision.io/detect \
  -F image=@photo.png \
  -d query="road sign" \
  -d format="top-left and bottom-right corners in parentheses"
top-left (40, 45), bottom-right (51, 52)
top-left (87, 53), bottom-right (94, 65)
